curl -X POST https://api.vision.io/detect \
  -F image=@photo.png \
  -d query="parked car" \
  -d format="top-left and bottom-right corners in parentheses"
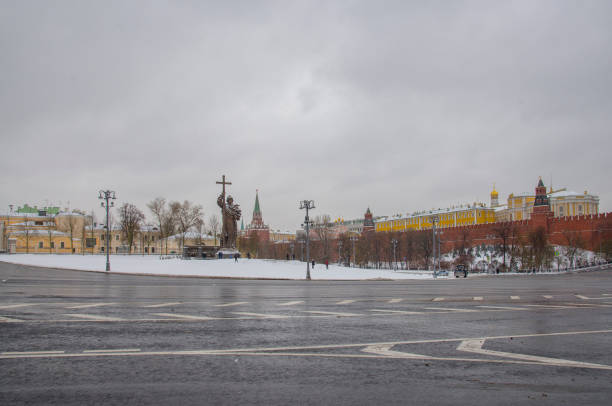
top-left (454, 265), bottom-right (468, 278)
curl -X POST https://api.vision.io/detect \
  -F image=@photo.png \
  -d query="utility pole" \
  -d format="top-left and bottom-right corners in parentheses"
top-left (98, 190), bottom-right (116, 271)
top-left (299, 200), bottom-right (315, 280)
top-left (338, 240), bottom-right (343, 265)
top-left (391, 239), bottom-right (398, 271)
top-left (432, 215), bottom-right (439, 277)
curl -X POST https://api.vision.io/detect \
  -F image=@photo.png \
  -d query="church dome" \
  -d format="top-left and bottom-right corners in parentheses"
top-left (491, 184), bottom-right (498, 198)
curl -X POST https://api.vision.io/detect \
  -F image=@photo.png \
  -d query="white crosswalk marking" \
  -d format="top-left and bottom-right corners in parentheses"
top-left (369, 309), bottom-right (422, 314)
top-left (152, 313), bottom-right (216, 320)
top-left (473, 297), bottom-right (483, 301)
top-left (143, 302), bottom-right (182, 308)
top-left (65, 303), bottom-right (116, 309)
top-left (303, 311), bottom-right (362, 317)
top-left (524, 304), bottom-right (580, 309)
top-left (510, 296), bottom-right (520, 300)
top-left (387, 299), bottom-right (403, 303)
top-left (543, 295), bottom-right (553, 299)
top-left (0, 303), bottom-right (37, 310)
top-left (276, 301), bottom-right (304, 306)
top-left (214, 302), bottom-right (249, 307)
top-left (0, 316), bottom-right (23, 322)
top-left (232, 312), bottom-right (288, 319)
top-left (432, 297), bottom-right (445, 301)
top-left (64, 314), bottom-right (124, 321)
top-left (336, 300), bottom-right (356, 305)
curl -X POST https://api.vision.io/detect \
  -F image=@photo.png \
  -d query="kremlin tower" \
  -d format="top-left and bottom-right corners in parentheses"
top-left (362, 208), bottom-right (375, 234)
top-left (246, 190), bottom-right (270, 241)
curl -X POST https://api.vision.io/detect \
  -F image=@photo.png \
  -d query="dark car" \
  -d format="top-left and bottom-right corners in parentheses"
top-left (454, 265), bottom-right (468, 278)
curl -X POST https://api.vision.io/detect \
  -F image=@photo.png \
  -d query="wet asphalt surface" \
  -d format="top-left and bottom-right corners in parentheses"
top-left (1, 261), bottom-right (612, 405)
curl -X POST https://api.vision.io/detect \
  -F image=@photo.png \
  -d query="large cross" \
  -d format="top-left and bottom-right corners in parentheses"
top-left (216, 174), bottom-right (232, 196)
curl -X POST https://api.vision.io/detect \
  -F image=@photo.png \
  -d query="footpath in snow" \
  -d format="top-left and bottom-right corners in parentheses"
top-left (0, 254), bottom-right (436, 281)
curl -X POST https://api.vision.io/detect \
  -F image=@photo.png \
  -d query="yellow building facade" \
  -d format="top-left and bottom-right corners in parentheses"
top-left (375, 203), bottom-right (496, 232)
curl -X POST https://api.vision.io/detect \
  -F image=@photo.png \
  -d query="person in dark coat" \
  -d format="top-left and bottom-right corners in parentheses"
top-left (311, 260), bottom-right (315, 269)
top-left (325, 259), bottom-right (329, 269)
top-left (234, 253), bottom-right (239, 262)
top-left (247, 252), bottom-right (251, 259)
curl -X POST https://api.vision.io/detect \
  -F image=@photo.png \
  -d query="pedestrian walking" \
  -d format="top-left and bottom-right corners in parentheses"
top-left (234, 253), bottom-right (239, 262)
top-left (311, 260), bottom-right (315, 269)
top-left (286, 254), bottom-right (290, 261)
top-left (325, 259), bottom-right (328, 270)
top-left (247, 252), bottom-right (251, 259)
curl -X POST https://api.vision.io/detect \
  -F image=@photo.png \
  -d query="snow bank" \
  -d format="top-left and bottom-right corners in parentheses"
top-left (0, 254), bottom-right (435, 281)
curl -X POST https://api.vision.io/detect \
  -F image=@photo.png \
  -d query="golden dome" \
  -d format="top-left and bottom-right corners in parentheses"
top-left (491, 184), bottom-right (498, 197)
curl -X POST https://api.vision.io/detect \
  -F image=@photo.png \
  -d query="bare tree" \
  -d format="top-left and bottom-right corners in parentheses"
top-left (493, 222), bottom-right (512, 271)
top-left (66, 213), bottom-right (80, 254)
top-left (170, 200), bottom-right (203, 253)
top-left (20, 219), bottom-right (34, 253)
top-left (528, 226), bottom-right (550, 271)
top-left (562, 230), bottom-right (585, 269)
top-left (207, 214), bottom-right (220, 246)
top-left (314, 214), bottom-right (332, 261)
top-left (118, 203), bottom-right (145, 254)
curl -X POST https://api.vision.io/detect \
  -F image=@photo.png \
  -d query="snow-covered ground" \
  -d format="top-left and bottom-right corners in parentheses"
top-left (0, 254), bottom-right (436, 280)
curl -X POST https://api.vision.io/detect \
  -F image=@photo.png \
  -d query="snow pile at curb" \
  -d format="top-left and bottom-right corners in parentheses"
top-left (0, 254), bottom-right (435, 281)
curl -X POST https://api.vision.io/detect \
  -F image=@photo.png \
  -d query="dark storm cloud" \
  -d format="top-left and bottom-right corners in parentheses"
top-left (1, 0), bottom-right (611, 228)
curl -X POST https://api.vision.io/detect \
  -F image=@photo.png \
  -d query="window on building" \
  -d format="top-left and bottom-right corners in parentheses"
top-left (50, 242), bottom-right (55, 249)
top-left (101, 246), bottom-right (105, 252)
top-left (115, 235), bottom-right (119, 241)
top-left (38, 241), bottom-right (43, 248)
top-left (151, 247), bottom-right (155, 253)
top-left (101, 234), bottom-right (105, 241)
top-left (61, 241), bottom-right (65, 249)
top-left (578, 205), bottom-right (583, 212)
top-left (35, 221), bottom-right (43, 226)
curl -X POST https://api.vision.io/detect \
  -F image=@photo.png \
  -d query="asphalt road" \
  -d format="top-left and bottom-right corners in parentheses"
top-left (1, 261), bottom-right (612, 405)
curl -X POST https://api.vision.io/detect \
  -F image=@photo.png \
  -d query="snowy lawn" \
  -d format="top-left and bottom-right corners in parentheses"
top-left (0, 254), bottom-right (436, 280)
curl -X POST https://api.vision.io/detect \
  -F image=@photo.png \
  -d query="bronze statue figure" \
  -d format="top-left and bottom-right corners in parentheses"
top-left (216, 175), bottom-right (241, 249)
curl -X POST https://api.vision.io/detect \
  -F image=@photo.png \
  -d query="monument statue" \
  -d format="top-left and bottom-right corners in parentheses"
top-left (216, 175), bottom-right (241, 249)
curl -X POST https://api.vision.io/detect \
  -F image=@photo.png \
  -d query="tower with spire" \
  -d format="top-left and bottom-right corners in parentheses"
top-left (362, 207), bottom-right (375, 234)
top-left (246, 190), bottom-right (270, 241)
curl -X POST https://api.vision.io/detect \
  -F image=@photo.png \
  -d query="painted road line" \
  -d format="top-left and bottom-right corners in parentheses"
top-left (143, 302), bottom-right (182, 308)
top-left (477, 306), bottom-right (528, 311)
top-left (302, 310), bottom-right (363, 317)
top-left (0, 303), bottom-right (37, 310)
top-left (64, 314), bottom-right (124, 321)
top-left (2, 351), bottom-right (65, 355)
top-left (83, 349), bottom-right (141, 353)
top-left (152, 313), bottom-right (216, 320)
top-left (473, 297), bottom-right (483, 301)
top-left (387, 299), bottom-right (403, 303)
top-left (232, 312), bottom-right (288, 319)
top-left (576, 295), bottom-right (611, 300)
top-left (457, 339), bottom-right (612, 370)
top-left (510, 296), bottom-right (520, 300)
top-left (336, 300), bottom-right (356, 305)
top-left (65, 303), bottom-right (117, 309)
top-left (362, 344), bottom-right (423, 359)
top-left (543, 295), bottom-right (553, 299)
top-left (214, 302), bottom-right (249, 307)
top-left (524, 304), bottom-right (581, 309)
top-left (563, 302), bottom-right (612, 308)
top-left (432, 297), bottom-right (445, 302)
top-left (425, 307), bottom-right (478, 313)
top-left (369, 309), bottom-right (423, 315)
top-left (0, 316), bottom-right (24, 322)
top-left (276, 301), bottom-right (304, 306)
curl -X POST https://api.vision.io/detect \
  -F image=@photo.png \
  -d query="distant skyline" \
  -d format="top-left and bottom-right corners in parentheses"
top-left (1, 1), bottom-right (611, 230)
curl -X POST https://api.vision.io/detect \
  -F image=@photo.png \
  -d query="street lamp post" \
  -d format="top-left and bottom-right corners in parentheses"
top-left (299, 200), bottom-right (315, 280)
top-left (431, 215), bottom-right (439, 277)
top-left (338, 240), bottom-right (343, 265)
top-left (98, 190), bottom-right (116, 271)
top-left (350, 235), bottom-right (358, 267)
top-left (391, 239), bottom-right (398, 271)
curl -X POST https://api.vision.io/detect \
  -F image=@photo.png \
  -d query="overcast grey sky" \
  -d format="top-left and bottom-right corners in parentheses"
top-left (1, 0), bottom-right (611, 230)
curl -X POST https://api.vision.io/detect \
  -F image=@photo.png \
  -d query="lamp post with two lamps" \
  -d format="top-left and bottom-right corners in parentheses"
top-left (98, 190), bottom-right (116, 271)
top-left (299, 200), bottom-right (315, 280)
